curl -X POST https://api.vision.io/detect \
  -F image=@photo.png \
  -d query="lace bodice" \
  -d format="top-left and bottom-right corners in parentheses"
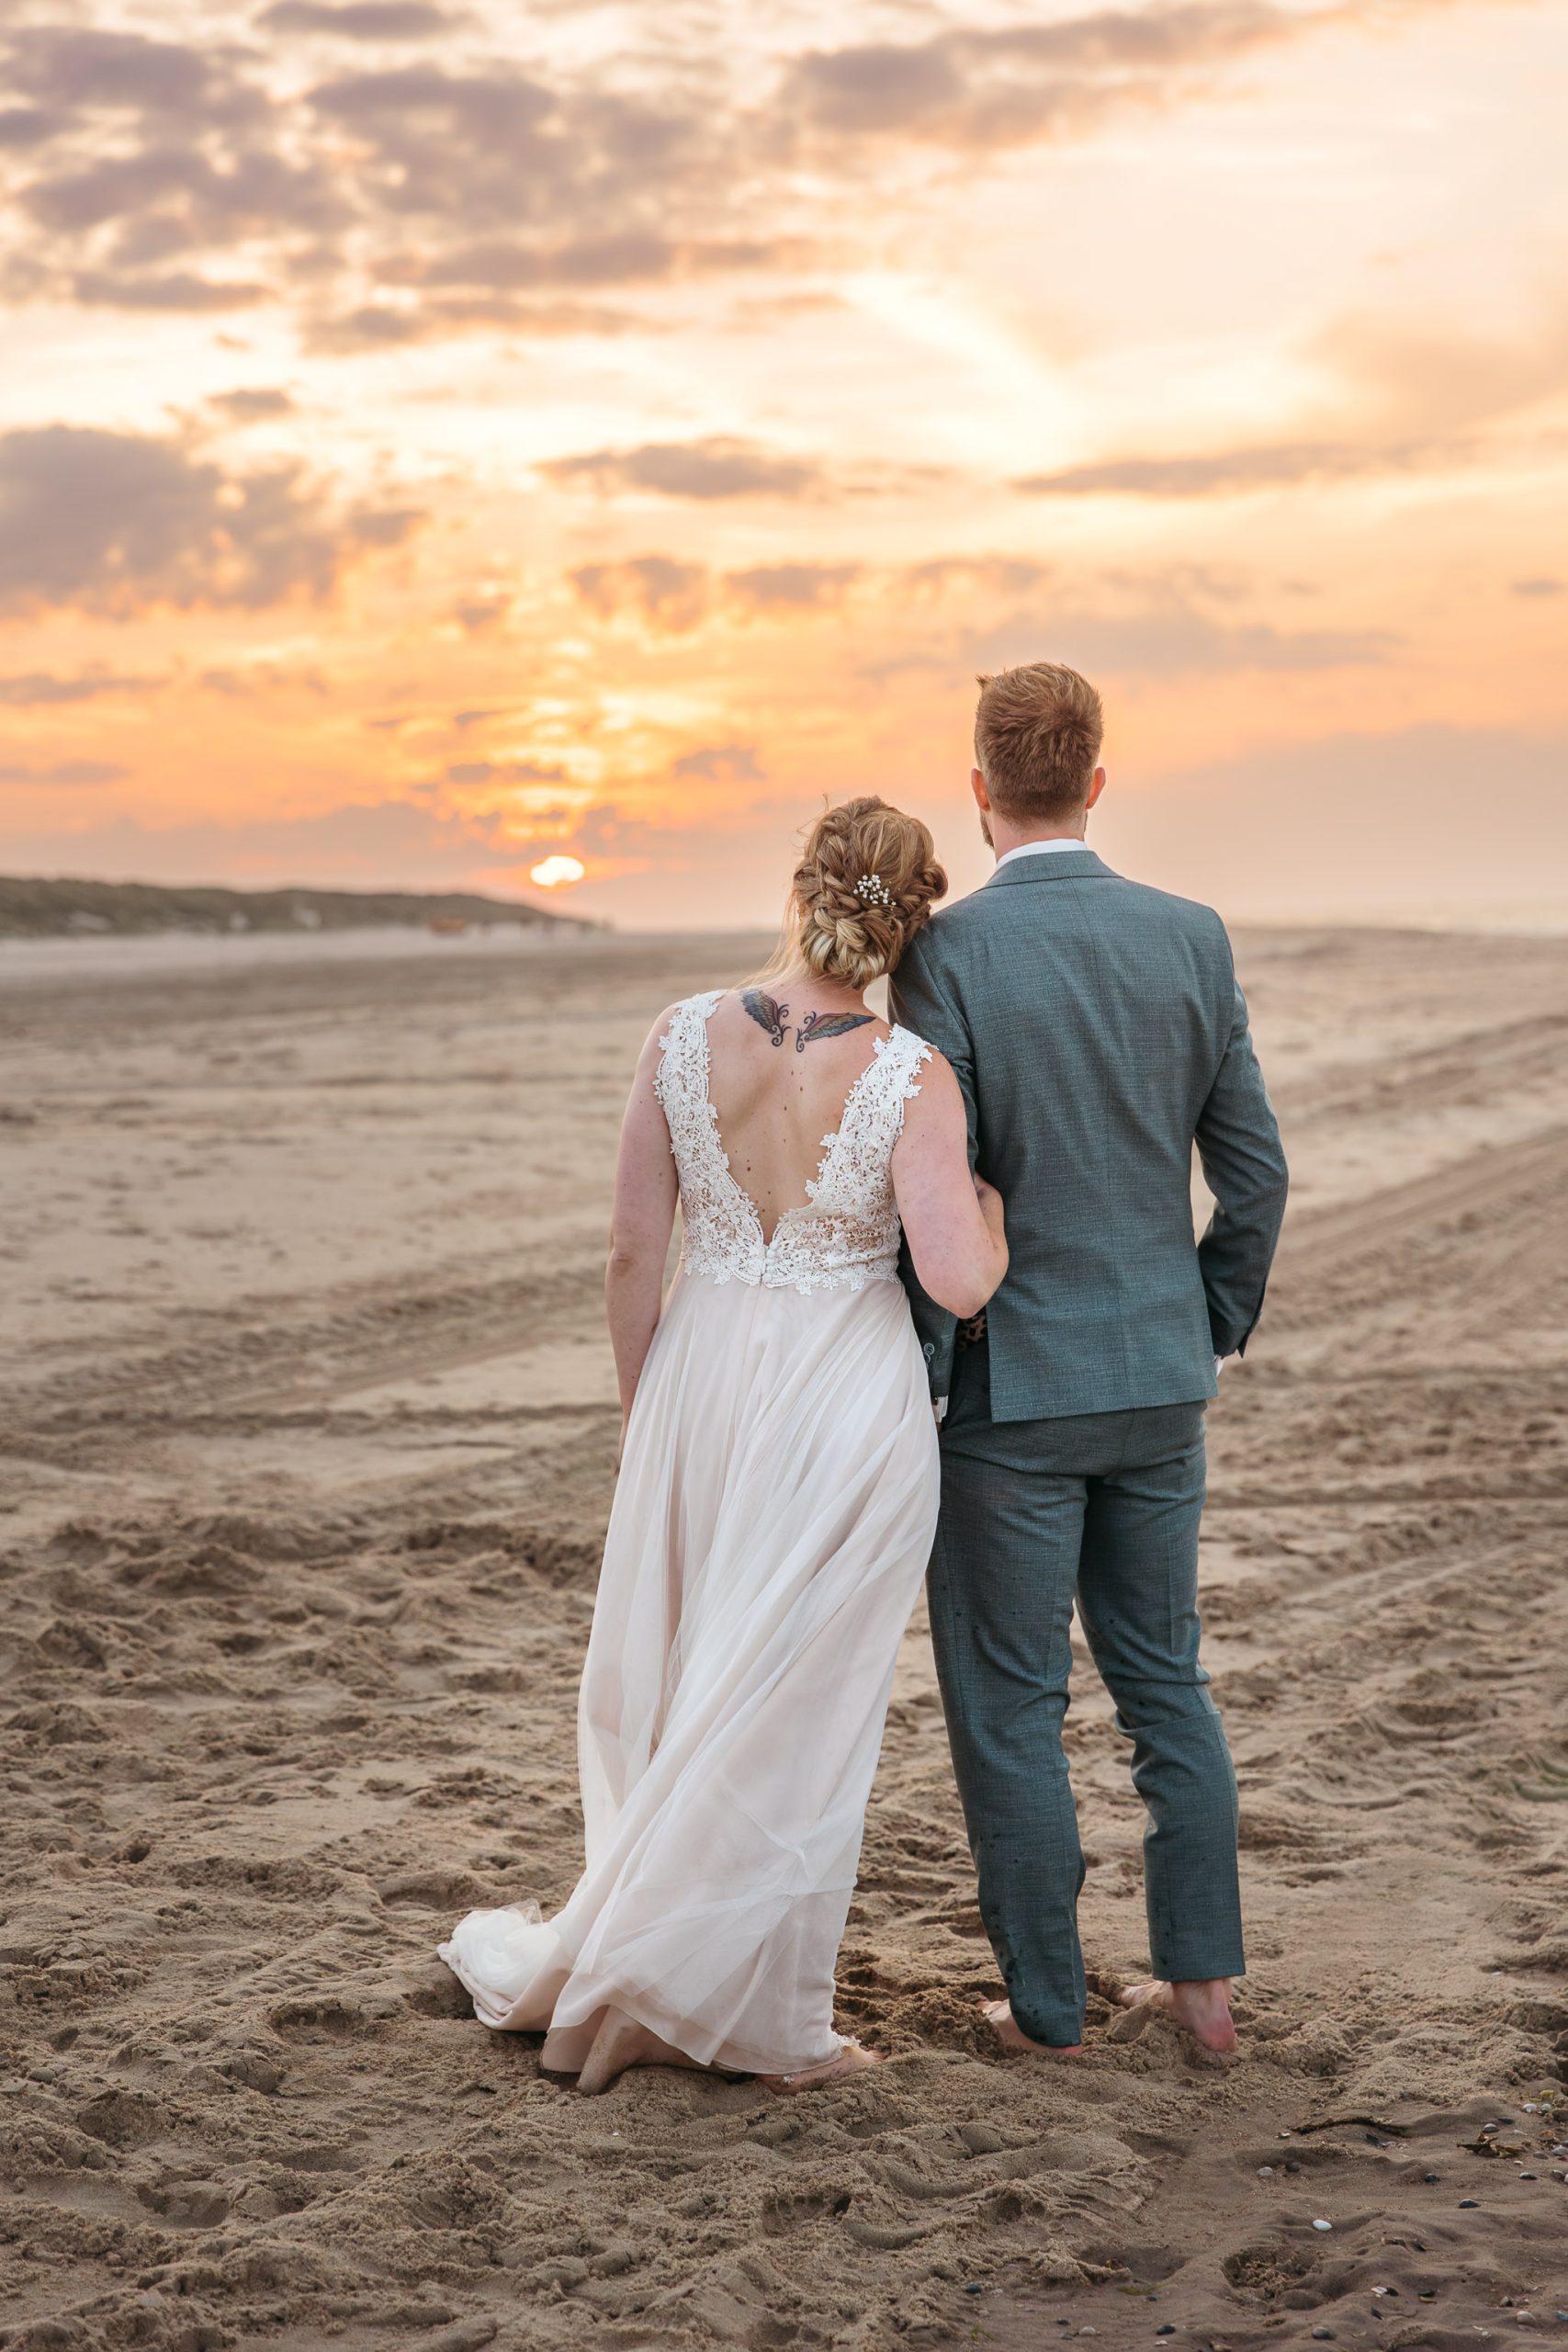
top-left (653, 991), bottom-right (933, 1295)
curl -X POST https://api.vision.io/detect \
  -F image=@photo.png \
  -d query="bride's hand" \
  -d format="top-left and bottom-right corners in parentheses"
top-left (973, 1171), bottom-right (1005, 1238)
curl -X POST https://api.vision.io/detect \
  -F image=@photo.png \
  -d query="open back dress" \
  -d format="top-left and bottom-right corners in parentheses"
top-left (439, 990), bottom-right (941, 2075)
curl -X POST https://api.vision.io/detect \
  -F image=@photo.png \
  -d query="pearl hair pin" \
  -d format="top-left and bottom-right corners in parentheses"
top-left (854, 872), bottom-right (893, 909)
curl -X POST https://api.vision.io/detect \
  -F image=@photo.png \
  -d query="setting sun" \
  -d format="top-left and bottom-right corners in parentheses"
top-left (0, 0), bottom-right (1563, 928)
top-left (530, 855), bottom-right (587, 890)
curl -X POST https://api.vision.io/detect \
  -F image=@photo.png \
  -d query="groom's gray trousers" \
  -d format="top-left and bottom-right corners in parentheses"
top-left (928, 1341), bottom-right (1243, 2049)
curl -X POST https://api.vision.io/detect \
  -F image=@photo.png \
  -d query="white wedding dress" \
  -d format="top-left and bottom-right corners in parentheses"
top-left (439, 990), bottom-right (942, 2075)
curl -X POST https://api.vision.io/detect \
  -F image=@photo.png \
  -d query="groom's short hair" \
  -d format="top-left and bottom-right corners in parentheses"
top-left (974, 662), bottom-right (1103, 820)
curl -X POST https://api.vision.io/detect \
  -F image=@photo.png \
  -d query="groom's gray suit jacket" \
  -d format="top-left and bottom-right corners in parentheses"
top-left (889, 849), bottom-right (1288, 1423)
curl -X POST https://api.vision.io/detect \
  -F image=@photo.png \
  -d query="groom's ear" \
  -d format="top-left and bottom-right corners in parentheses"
top-left (1085, 764), bottom-right (1108, 811)
top-left (970, 765), bottom-right (991, 817)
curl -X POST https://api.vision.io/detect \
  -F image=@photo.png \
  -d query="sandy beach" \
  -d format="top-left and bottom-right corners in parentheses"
top-left (3, 922), bottom-right (1566, 2352)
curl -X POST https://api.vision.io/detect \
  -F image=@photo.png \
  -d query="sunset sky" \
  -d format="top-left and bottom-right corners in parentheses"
top-left (1, 0), bottom-right (1564, 930)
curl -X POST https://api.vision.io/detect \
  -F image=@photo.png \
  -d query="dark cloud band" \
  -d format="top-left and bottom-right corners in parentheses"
top-left (0, 426), bottom-right (421, 616)
top-left (0, 2), bottom-right (1412, 346)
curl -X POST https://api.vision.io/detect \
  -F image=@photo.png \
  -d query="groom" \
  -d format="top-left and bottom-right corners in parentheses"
top-left (890, 661), bottom-right (1288, 2055)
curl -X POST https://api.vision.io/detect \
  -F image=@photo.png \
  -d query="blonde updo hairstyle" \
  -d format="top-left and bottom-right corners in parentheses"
top-left (782, 796), bottom-right (947, 991)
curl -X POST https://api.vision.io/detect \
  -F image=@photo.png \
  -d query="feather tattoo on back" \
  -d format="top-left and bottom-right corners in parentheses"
top-left (795, 1011), bottom-right (874, 1053)
top-left (740, 991), bottom-right (873, 1053)
top-left (741, 989), bottom-right (790, 1047)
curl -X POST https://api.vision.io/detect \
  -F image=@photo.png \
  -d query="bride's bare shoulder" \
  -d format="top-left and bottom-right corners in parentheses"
top-left (628, 999), bottom-right (704, 1090)
top-left (648, 989), bottom-right (720, 1037)
top-left (892, 1020), bottom-right (952, 1072)
top-left (893, 1042), bottom-right (964, 1129)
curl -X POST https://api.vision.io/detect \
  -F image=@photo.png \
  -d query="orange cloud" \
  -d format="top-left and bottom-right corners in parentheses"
top-left (1, 0), bottom-right (1563, 932)
top-left (0, 426), bottom-right (421, 616)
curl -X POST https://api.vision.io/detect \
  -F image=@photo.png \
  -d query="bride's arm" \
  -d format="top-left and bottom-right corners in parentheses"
top-left (892, 1054), bottom-right (1008, 1319)
top-left (605, 1020), bottom-right (681, 1430)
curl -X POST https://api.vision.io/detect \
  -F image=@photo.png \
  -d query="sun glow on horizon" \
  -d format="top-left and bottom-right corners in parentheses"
top-left (0, 0), bottom-right (1564, 926)
top-left (529, 854), bottom-right (587, 890)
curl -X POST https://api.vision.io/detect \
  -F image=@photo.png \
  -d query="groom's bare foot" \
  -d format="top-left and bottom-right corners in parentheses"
top-left (1118, 1977), bottom-right (1236, 2053)
top-left (760, 2041), bottom-right (885, 2096)
top-left (980, 1998), bottom-right (1084, 2057)
top-left (576, 2007), bottom-right (709, 2095)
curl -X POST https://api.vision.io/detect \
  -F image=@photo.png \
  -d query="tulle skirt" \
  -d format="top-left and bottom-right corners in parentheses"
top-left (438, 1267), bottom-right (941, 2074)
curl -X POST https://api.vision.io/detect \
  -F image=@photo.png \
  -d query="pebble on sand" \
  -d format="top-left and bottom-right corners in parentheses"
top-left (1312, 2218), bottom-right (1333, 2232)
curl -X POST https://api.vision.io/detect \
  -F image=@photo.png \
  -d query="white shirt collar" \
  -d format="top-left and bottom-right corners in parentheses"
top-left (994, 837), bottom-right (1093, 871)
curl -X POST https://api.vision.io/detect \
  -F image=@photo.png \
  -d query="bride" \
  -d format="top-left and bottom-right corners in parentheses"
top-left (440, 797), bottom-right (1007, 2093)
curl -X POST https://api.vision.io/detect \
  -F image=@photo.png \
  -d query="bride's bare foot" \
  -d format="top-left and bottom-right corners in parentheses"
top-left (576, 2007), bottom-right (710, 2096)
top-left (1118, 1977), bottom-right (1236, 2053)
top-left (980, 1997), bottom-right (1084, 2057)
top-left (760, 2040), bottom-right (884, 2096)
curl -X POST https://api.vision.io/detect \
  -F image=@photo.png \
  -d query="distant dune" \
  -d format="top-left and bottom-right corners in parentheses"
top-left (0, 873), bottom-right (600, 939)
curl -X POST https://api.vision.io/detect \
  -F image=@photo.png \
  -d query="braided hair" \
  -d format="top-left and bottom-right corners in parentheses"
top-left (785, 796), bottom-right (947, 989)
